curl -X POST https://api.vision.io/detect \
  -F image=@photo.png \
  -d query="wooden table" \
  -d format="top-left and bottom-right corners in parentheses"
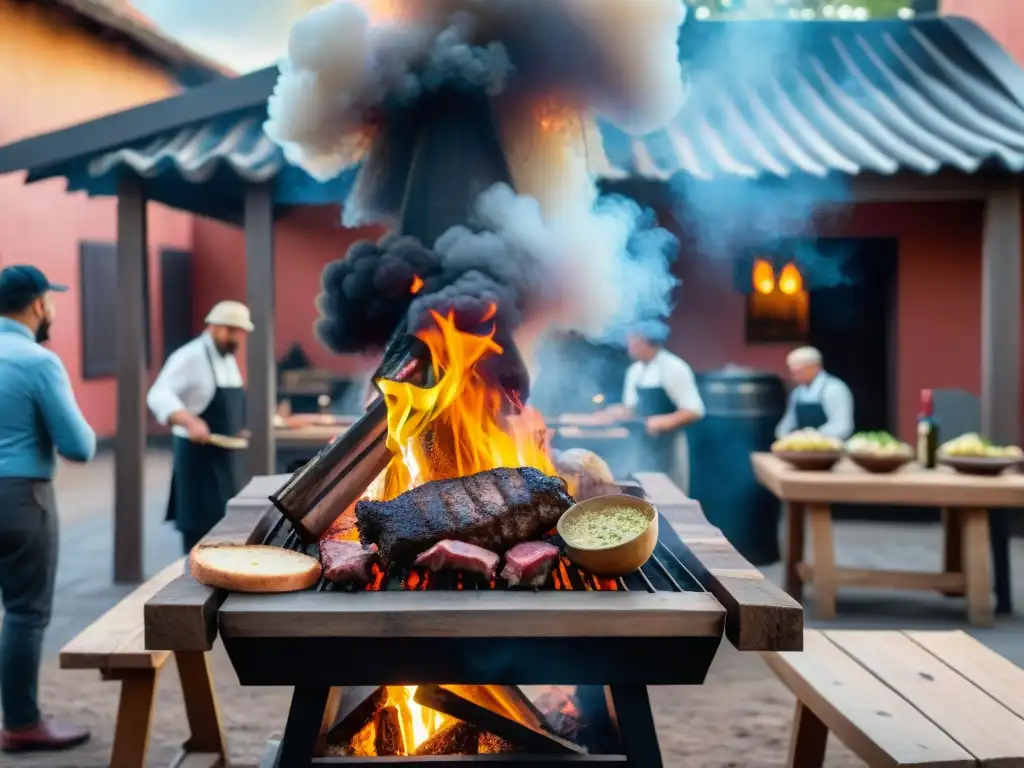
top-left (752, 453), bottom-right (1024, 626)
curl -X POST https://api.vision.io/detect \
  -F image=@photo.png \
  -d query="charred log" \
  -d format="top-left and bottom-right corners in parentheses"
top-left (374, 705), bottom-right (405, 757)
top-left (326, 686), bottom-right (387, 747)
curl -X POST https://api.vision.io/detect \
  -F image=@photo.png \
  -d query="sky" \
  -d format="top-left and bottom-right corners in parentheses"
top-left (130, 0), bottom-right (329, 72)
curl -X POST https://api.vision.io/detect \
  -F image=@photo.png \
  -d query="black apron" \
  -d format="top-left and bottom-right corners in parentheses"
top-left (165, 347), bottom-right (246, 537)
top-left (794, 379), bottom-right (829, 431)
top-left (634, 386), bottom-right (679, 475)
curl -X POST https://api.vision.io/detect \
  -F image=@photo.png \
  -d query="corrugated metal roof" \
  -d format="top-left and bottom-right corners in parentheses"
top-left (40, 16), bottom-right (1024, 217)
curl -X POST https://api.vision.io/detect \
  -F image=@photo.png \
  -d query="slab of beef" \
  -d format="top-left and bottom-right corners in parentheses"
top-left (356, 467), bottom-right (573, 567)
top-left (319, 539), bottom-right (378, 584)
top-left (500, 541), bottom-right (561, 588)
top-left (414, 540), bottom-right (499, 580)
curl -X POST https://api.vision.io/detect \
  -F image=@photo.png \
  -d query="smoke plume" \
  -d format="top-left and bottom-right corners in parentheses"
top-left (269, 0), bottom-right (688, 364)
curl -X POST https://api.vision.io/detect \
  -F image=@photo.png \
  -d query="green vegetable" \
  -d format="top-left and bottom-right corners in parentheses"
top-left (563, 506), bottom-right (650, 549)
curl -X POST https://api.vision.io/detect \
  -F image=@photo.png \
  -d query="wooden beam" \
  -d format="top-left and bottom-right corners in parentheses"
top-left (245, 183), bottom-right (277, 479)
top-left (115, 173), bottom-right (148, 584)
top-left (980, 184), bottom-right (1022, 443)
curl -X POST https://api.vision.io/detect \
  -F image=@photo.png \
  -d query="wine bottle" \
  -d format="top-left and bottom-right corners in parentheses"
top-left (917, 389), bottom-right (938, 469)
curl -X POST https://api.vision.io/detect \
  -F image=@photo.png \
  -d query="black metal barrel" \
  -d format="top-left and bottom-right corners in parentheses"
top-left (687, 366), bottom-right (786, 565)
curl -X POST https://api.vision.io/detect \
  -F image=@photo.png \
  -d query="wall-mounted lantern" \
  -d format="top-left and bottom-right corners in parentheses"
top-left (745, 257), bottom-right (809, 343)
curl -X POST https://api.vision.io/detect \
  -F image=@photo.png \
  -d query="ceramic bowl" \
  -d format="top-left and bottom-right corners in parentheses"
top-left (847, 452), bottom-right (913, 474)
top-left (557, 494), bottom-right (658, 577)
top-left (938, 455), bottom-right (1018, 476)
top-left (772, 450), bottom-right (842, 471)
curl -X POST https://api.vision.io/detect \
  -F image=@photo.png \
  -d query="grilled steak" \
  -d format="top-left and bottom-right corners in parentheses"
top-left (414, 540), bottom-right (499, 579)
top-left (319, 539), bottom-right (379, 584)
top-left (356, 467), bottom-right (573, 566)
top-left (500, 541), bottom-right (560, 587)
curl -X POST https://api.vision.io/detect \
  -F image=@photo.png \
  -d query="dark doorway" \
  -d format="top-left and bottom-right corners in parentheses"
top-left (807, 238), bottom-right (898, 434)
top-left (160, 249), bottom-right (193, 362)
top-left (806, 238), bottom-right (902, 521)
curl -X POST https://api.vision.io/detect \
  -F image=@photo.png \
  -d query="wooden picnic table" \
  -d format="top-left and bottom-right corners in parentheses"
top-left (752, 452), bottom-right (1024, 626)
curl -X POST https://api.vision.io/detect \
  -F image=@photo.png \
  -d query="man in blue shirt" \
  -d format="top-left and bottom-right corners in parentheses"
top-left (0, 265), bottom-right (94, 753)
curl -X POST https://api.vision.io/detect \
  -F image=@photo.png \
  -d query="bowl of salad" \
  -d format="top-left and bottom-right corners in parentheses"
top-left (771, 429), bottom-right (843, 471)
top-left (845, 431), bottom-right (914, 473)
top-left (938, 433), bottom-right (1024, 476)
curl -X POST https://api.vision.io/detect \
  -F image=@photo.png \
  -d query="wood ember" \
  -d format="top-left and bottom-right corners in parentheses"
top-left (478, 731), bottom-right (517, 753)
top-left (414, 721), bottom-right (480, 756)
top-left (374, 706), bottom-right (405, 756)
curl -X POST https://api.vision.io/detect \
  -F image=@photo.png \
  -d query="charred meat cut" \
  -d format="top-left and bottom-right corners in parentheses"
top-left (356, 467), bottom-right (573, 566)
top-left (319, 540), bottom-right (379, 584)
top-left (501, 541), bottom-right (560, 588)
top-left (414, 540), bottom-right (499, 580)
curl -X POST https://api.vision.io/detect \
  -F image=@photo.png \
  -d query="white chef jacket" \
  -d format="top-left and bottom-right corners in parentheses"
top-left (147, 332), bottom-right (244, 438)
top-left (622, 349), bottom-right (705, 417)
top-left (621, 349), bottom-right (704, 495)
top-left (775, 371), bottom-right (854, 440)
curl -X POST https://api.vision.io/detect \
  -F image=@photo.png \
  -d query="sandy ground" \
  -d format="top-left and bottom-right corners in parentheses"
top-left (5, 643), bottom-right (861, 768)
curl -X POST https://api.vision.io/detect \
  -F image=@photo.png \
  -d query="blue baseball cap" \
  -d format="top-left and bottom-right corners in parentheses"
top-left (0, 265), bottom-right (68, 313)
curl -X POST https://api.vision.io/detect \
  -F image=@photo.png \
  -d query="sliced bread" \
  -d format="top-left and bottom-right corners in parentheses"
top-left (189, 544), bottom-right (322, 593)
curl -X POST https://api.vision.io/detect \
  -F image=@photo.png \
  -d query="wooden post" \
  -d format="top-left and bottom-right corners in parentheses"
top-left (245, 183), bottom-right (276, 478)
top-left (115, 173), bottom-right (148, 584)
top-left (980, 184), bottom-right (1021, 442)
top-left (981, 184), bottom-right (1021, 616)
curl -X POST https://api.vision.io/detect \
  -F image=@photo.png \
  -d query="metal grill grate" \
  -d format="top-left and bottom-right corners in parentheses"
top-left (262, 514), bottom-right (704, 595)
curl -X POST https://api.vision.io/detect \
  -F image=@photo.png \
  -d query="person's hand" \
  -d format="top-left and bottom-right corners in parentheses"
top-left (187, 417), bottom-right (210, 444)
top-left (645, 414), bottom-right (673, 436)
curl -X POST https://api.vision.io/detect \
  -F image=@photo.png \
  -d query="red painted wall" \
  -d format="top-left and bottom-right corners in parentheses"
top-left (0, 0), bottom-right (192, 438)
top-left (943, 1), bottom-right (1024, 64)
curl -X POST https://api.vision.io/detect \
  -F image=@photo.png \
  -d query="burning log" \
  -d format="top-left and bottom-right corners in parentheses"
top-left (478, 732), bottom-right (518, 754)
top-left (414, 720), bottom-right (480, 756)
top-left (374, 705), bottom-right (405, 756)
top-left (326, 686), bottom-right (388, 747)
top-left (414, 684), bottom-right (585, 754)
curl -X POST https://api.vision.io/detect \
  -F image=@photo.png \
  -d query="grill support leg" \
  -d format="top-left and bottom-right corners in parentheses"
top-left (606, 685), bottom-right (663, 767)
top-left (276, 686), bottom-right (334, 767)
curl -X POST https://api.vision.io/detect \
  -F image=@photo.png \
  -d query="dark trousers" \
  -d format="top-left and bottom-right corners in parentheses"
top-left (0, 478), bottom-right (58, 730)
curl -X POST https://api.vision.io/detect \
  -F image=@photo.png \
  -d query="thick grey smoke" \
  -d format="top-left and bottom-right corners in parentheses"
top-left (266, 0), bottom-right (687, 180)
top-left (317, 183), bottom-right (678, 353)
top-left (270, 0), bottom-right (687, 366)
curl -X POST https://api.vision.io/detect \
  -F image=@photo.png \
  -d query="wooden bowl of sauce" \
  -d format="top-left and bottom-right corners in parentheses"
top-left (557, 494), bottom-right (658, 577)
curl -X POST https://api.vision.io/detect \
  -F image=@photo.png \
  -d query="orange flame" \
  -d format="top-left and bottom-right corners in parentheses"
top-left (373, 308), bottom-right (554, 501)
top-left (752, 258), bottom-right (775, 296)
top-left (533, 95), bottom-right (578, 137)
top-left (410, 274), bottom-right (424, 294)
top-left (778, 262), bottom-right (803, 296)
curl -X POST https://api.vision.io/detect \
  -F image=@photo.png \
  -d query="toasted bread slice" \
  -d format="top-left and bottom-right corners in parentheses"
top-left (189, 544), bottom-right (321, 593)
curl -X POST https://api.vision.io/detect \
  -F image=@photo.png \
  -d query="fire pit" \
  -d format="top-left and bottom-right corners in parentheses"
top-left (139, 3), bottom-right (806, 765)
top-left (221, 490), bottom-right (724, 765)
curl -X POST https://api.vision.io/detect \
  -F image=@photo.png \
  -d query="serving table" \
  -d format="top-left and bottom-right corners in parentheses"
top-left (752, 453), bottom-right (1024, 625)
top-left (145, 472), bottom-right (801, 766)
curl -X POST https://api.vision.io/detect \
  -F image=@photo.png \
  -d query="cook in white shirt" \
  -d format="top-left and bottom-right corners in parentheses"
top-left (147, 301), bottom-right (253, 553)
top-left (580, 330), bottom-right (705, 494)
top-left (775, 346), bottom-right (854, 440)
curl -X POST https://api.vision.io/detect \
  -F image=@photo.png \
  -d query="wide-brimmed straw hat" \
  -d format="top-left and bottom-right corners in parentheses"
top-left (205, 301), bottom-right (254, 332)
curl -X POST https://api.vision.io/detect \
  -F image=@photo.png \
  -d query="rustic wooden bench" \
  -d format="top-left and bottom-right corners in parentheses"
top-left (60, 557), bottom-right (227, 768)
top-left (763, 629), bottom-right (1024, 767)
